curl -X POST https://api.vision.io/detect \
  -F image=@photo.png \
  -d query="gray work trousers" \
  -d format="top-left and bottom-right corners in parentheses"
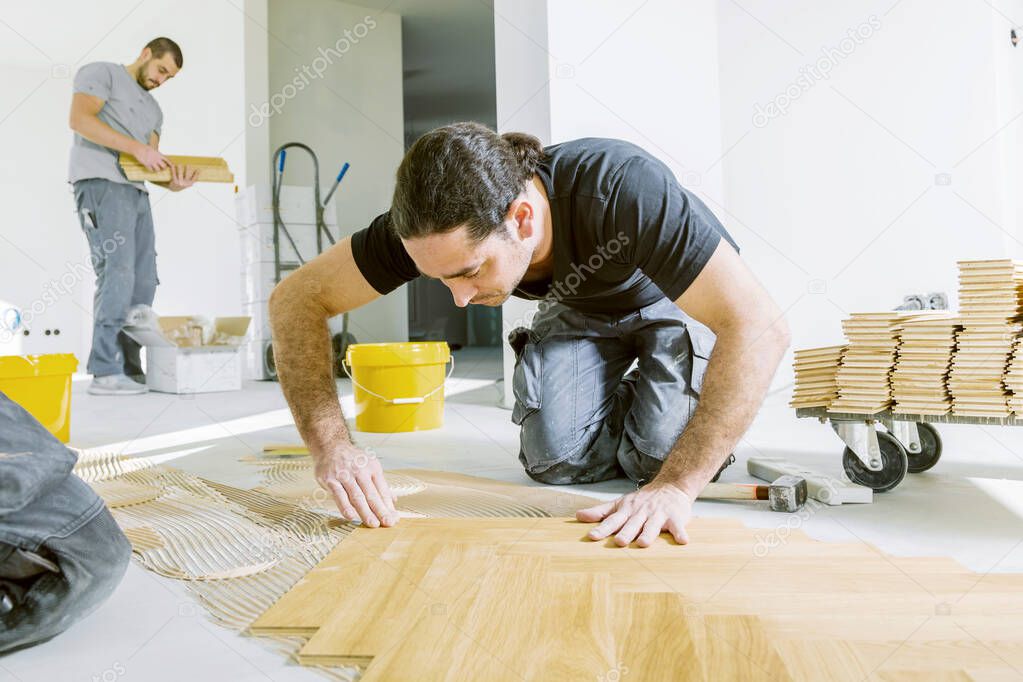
top-left (74, 179), bottom-right (158, 378)
top-left (0, 392), bottom-right (131, 653)
top-left (509, 298), bottom-right (715, 485)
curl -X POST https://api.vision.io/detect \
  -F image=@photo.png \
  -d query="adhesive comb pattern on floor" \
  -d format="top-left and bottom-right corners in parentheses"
top-left (73, 450), bottom-right (601, 680)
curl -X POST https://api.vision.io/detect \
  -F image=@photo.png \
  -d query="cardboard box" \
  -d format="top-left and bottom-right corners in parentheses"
top-left (124, 316), bottom-right (251, 394)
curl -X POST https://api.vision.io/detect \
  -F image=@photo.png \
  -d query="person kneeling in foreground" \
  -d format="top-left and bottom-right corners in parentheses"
top-left (269, 122), bottom-right (790, 548)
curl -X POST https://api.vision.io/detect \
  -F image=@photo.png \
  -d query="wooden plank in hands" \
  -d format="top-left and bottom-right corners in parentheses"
top-left (118, 153), bottom-right (234, 183)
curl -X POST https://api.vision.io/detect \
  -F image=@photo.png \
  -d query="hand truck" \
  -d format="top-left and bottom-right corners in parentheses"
top-left (263, 143), bottom-right (355, 379)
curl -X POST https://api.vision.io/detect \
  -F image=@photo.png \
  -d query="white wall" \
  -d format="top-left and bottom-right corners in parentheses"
top-left (716, 0), bottom-right (1023, 383)
top-left (0, 1), bottom-right (250, 366)
top-left (244, 0), bottom-right (271, 196)
top-left (545, 0), bottom-right (724, 197)
top-left (495, 0), bottom-right (552, 406)
top-left (495, 0), bottom-right (725, 406)
top-left (496, 0), bottom-right (1023, 401)
top-left (267, 0), bottom-right (407, 344)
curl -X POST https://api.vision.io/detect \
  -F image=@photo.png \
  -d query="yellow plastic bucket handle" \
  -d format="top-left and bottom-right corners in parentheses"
top-left (342, 356), bottom-right (455, 405)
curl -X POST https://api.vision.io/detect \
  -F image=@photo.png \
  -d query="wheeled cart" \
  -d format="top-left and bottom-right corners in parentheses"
top-left (793, 407), bottom-right (966, 492)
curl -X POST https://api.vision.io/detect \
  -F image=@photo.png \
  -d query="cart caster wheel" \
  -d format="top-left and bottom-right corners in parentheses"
top-left (264, 340), bottom-right (278, 382)
top-left (332, 332), bottom-right (357, 378)
top-left (906, 422), bottom-right (942, 474)
top-left (842, 431), bottom-right (908, 493)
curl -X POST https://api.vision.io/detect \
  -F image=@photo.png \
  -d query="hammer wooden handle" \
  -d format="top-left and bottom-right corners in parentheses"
top-left (699, 482), bottom-right (769, 501)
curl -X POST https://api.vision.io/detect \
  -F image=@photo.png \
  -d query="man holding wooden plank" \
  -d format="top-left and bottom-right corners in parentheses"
top-left (68, 37), bottom-right (198, 395)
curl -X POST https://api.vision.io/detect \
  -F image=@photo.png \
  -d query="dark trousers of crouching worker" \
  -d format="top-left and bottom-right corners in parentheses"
top-left (509, 298), bottom-right (716, 486)
top-left (0, 393), bottom-right (131, 654)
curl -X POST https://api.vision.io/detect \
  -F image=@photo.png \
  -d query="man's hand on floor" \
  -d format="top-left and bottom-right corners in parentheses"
top-left (576, 481), bottom-right (693, 547)
top-left (314, 445), bottom-right (399, 528)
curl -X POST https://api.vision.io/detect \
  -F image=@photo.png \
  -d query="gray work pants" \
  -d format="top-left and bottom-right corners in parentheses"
top-left (73, 179), bottom-right (158, 378)
top-left (509, 298), bottom-right (715, 485)
top-left (0, 392), bottom-right (131, 653)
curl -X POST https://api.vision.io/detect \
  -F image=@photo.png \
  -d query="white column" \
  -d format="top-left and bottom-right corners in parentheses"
top-left (494, 0), bottom-right (724, 408)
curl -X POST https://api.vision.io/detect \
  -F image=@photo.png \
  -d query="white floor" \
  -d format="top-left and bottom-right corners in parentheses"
top-left (4, 347), bottom-right (1023, 680)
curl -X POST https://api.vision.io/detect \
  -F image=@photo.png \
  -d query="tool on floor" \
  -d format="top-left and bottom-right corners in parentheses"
top-left (700, 475), bottom-right (807, 512)
top-left (261, 444), bottom-right (311, 457)
top-left (747, 456), bottom-right (872, 505)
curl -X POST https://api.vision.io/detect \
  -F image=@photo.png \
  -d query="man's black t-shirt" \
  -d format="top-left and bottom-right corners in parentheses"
top-left (350, 137), bottom-right (738, 315)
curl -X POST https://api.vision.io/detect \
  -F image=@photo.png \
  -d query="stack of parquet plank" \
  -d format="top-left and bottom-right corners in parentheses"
top-left (891, 313), bottom-right (961, 415)
top-left (789, 345), bottom-right (845, 409)
top-left (1005, 337), bottom-right (1023, 414)
top-left (948, 260), bottom-right (1023, 417)
top-left (829, 312), bottom-right (914, 414)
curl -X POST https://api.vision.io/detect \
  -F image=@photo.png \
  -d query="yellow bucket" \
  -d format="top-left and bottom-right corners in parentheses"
top-left (0, 354), bottom-right (79, 443)
top-left (344, 342), bottom-right (451, 433)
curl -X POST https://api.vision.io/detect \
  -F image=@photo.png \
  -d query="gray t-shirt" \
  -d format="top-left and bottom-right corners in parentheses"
top-left (68, 61), bottom-right (163, 192)
top-left (351, 138), bottom-right (738, 315)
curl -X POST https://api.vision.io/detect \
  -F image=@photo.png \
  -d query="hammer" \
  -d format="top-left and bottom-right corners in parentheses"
top-left (698, 475), bottom-right (807, 512)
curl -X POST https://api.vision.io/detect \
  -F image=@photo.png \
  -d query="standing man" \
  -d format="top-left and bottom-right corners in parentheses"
top-left (269, 122), bottom-right (790, 547)
top-left (68, 37), bottom-right (199, 396)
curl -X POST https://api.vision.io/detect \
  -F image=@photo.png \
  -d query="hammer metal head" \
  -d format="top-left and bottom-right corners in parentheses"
top-left (768, 475), bottom-right (807, 512)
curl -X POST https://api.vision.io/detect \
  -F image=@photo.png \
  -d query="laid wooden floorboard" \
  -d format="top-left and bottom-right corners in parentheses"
top-left (359, 557), bottom-right (617, 681)
top-left (250, 514), bottom-right (1023, 680)
top-left (256, 516), bottom-right (770, 635)
top-left (396, 469), bottom-right (602, 516)
top-left (252, 518), bottom-right (570, 635)
top-left (248, 530), bottom-right (397, 635)
top-left (699, 614), bottom-right (794, 680)
top-left (298, 543), bottom-right (497, 665)
top-left (871, 673), bottom-right (974, 682)
top-left (612, 592), bottom-right (707, 679)
top-left (770, 640), bottom-right (873, 681)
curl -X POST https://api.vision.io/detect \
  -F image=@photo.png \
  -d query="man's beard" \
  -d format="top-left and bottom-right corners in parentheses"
top-left (134, 61), bottom-right (155, 90)
top-left (471, 292), bottom-right (512, 307)
top-left (470, 242), bottom-right (533, 306)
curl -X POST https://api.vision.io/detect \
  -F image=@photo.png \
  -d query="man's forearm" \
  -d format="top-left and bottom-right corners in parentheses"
top-left (654, 324), bottom-right (789, 497)
top-left (269, 282), bottom-right (353, 456)
top-left (71, 114), bottom-right (143, 156)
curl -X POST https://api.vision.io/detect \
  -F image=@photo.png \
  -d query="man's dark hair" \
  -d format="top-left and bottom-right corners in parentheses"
top-left (391, 122), bottom-right (545, 242)
top-left (145, 37), bottom-right (183, 68)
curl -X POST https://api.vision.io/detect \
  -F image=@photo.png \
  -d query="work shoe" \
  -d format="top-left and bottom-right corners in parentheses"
top-left (88, 374), bottom-right (148, 396)
top-left (710, 453), bottom-right (736, 482)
